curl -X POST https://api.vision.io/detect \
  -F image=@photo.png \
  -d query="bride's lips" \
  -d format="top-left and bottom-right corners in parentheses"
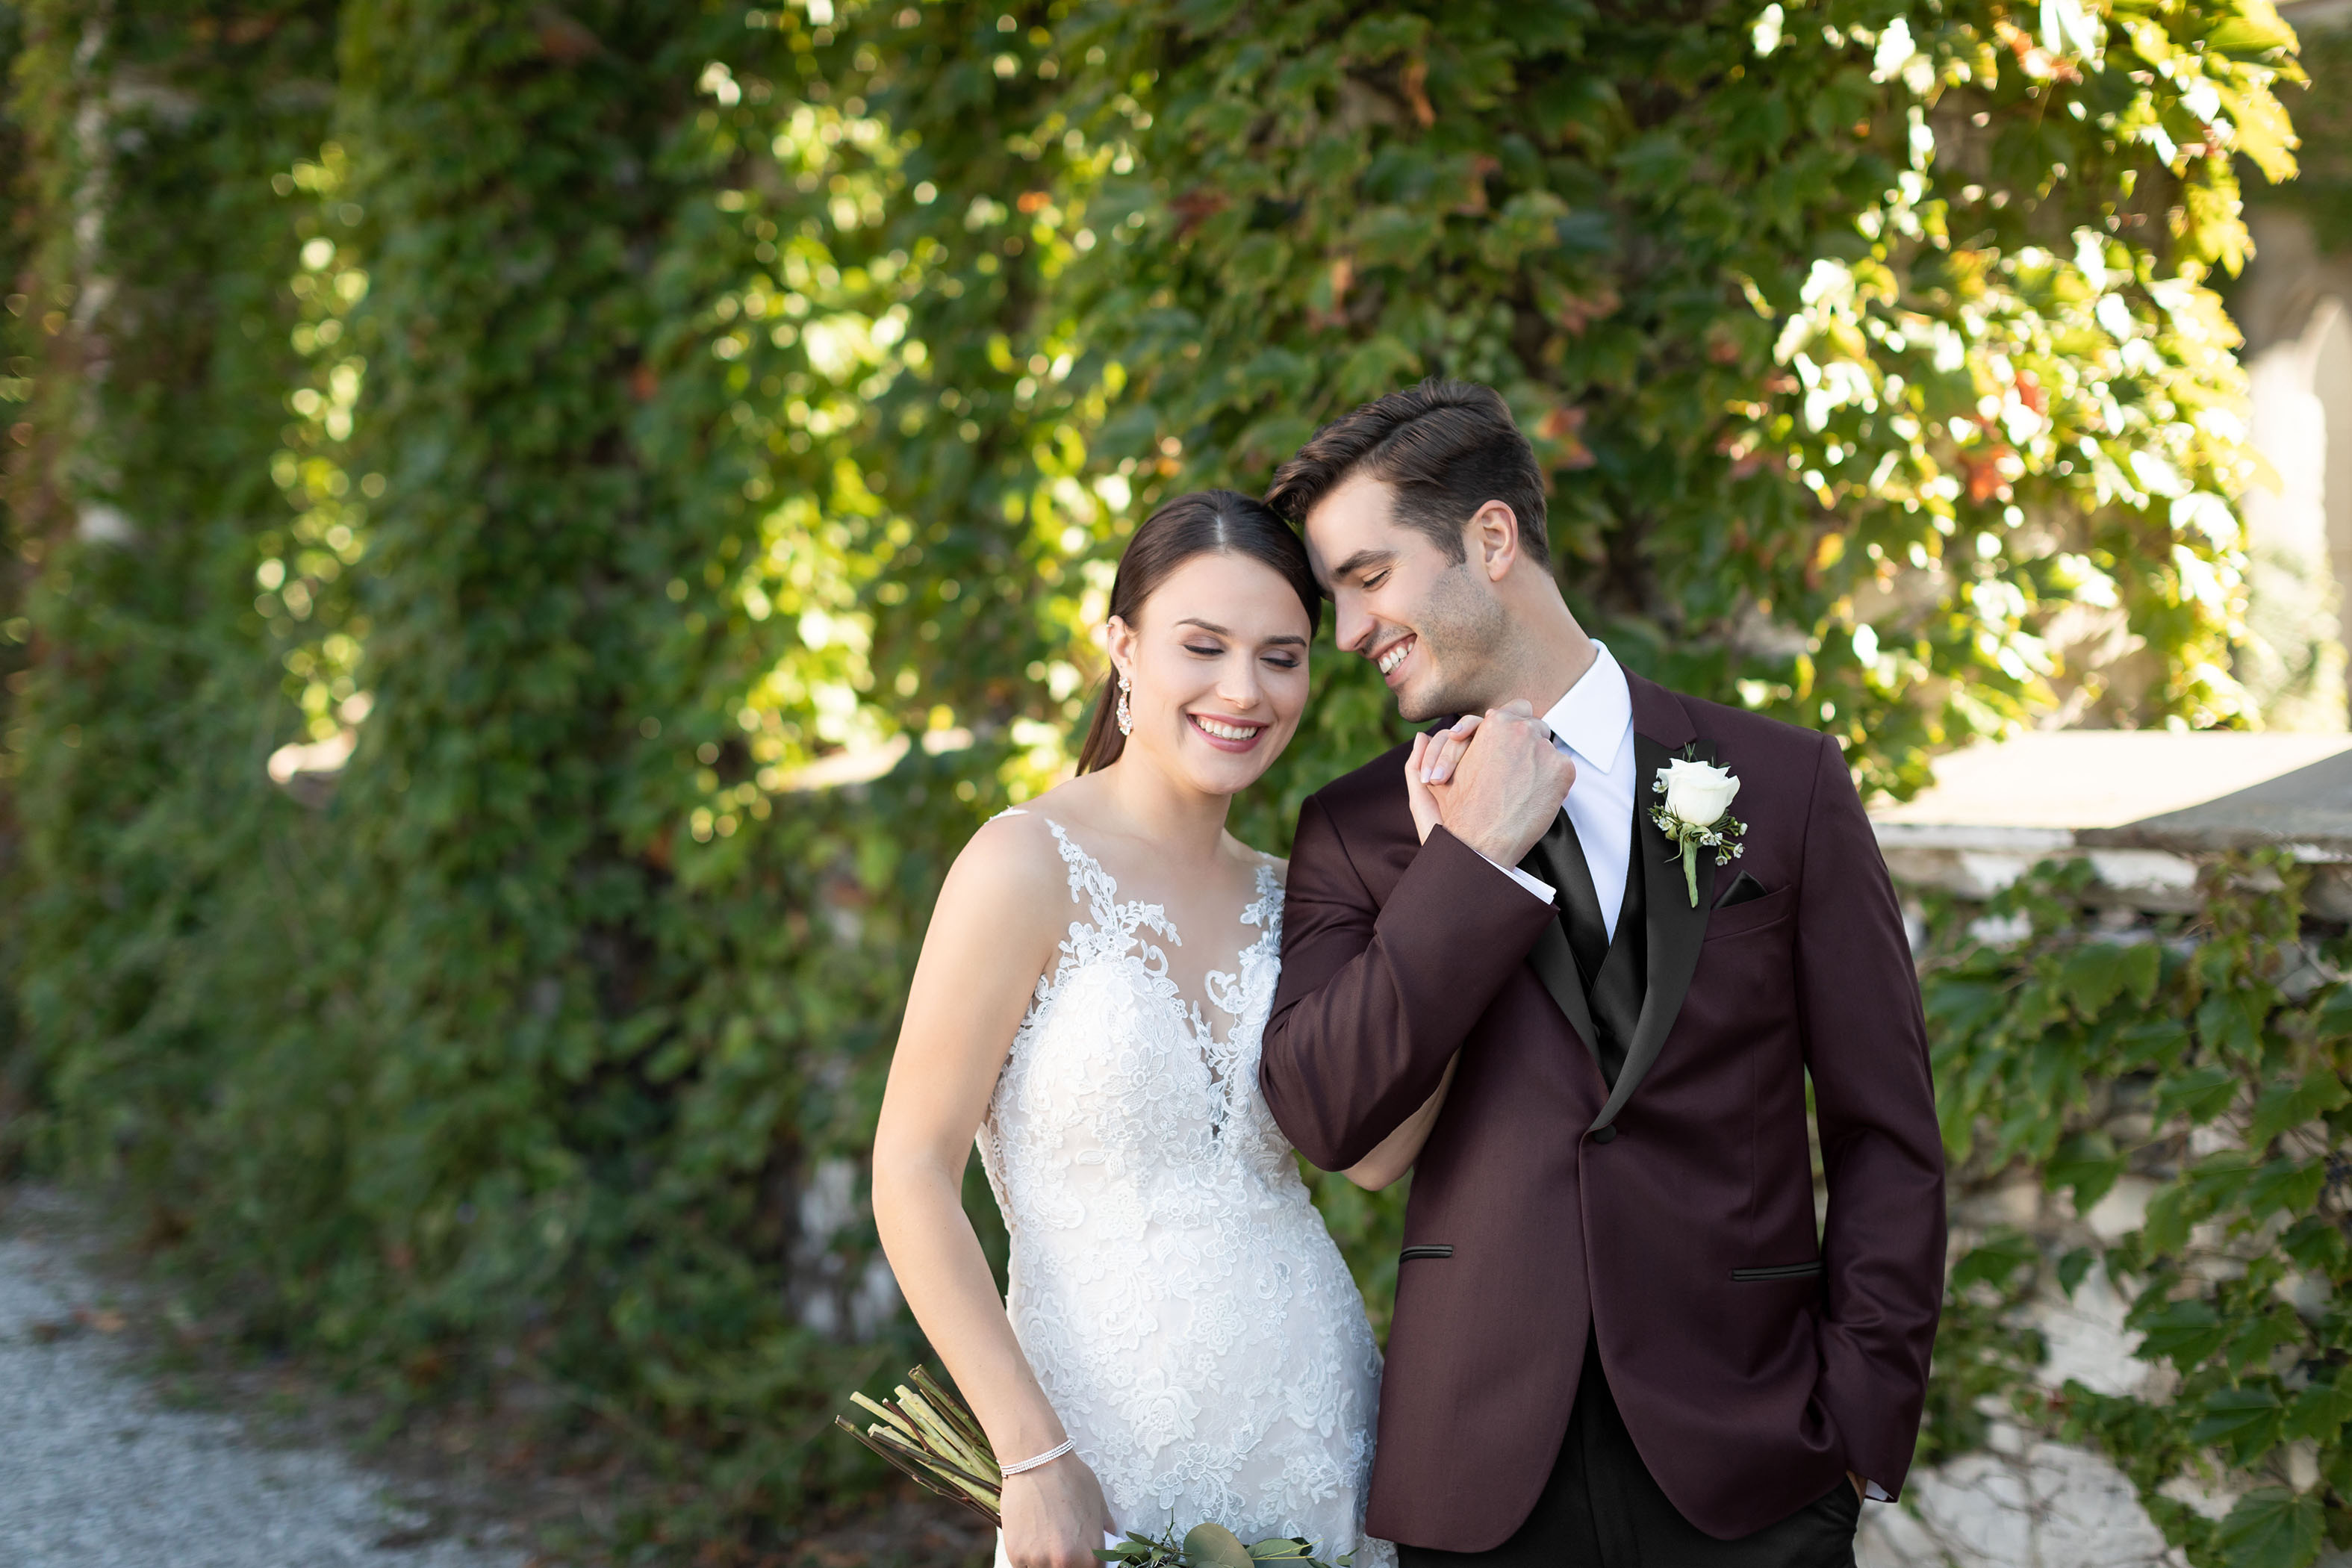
top-left (1374, 633), bottom-right (1416, 688)
top-left (1187, 712), bottom-right (1269, 753)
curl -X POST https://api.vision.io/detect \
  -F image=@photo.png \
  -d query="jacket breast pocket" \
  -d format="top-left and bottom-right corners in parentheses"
top-left (1703, 883), bottom-right (1794, 943)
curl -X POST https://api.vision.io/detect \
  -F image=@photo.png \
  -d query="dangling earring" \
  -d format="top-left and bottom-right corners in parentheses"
top-left (1115, 671), bottom-right (1133, 738)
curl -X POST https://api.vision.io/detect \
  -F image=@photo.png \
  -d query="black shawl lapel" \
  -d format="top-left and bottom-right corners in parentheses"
top-left (1589, 711), bottom-right (1716, 1136)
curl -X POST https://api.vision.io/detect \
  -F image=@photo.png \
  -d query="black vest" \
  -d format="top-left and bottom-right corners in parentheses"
top-left (1522, 800), bottom-right (1647, 1086)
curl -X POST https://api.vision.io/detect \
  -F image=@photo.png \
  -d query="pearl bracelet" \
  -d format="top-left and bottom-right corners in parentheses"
top-left (999, 1437), bottom-right (1076, 1476)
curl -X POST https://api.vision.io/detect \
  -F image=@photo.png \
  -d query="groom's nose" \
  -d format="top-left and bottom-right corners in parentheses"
top-left (1333, 593), bottom-right (1374, 655)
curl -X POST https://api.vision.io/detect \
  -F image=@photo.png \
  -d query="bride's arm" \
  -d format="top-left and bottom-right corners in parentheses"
top-left (1333, 727), bottom-right (1484, 1190)
top-left (872, 817), bottom-right (1112, 1568)
top-left (1340, 1053), bottom-right (1457, 1190)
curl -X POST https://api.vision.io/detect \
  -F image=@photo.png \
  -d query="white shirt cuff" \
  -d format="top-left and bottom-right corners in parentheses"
top-left (1865, 1480), bottom-right (1891, 1502)
top-left (1477, 852), bottom-right (1555, 906)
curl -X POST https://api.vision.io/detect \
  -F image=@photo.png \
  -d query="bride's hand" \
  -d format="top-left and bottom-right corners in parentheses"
top-left (1404, 718), bottom-right (1480, 845)
top-left (1001, 1451), bottom-right (1114, 1568)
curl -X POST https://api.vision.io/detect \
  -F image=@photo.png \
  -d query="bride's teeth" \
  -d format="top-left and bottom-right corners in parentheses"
top-left (1193, 716), bottom-right (1260, 741)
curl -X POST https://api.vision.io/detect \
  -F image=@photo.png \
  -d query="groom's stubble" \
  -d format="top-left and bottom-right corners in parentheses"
top-left (1393, 553), bottom-right (1523, 725)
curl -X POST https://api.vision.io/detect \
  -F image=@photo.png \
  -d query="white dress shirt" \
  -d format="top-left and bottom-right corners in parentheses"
top-left (1484, 642), bottom-right (1636, 937)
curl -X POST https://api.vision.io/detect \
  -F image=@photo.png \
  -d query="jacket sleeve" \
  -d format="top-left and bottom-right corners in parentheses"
top-left (1794, 732), bottom-right (1948, 1499)
top-left (1260, 794), bottom-right (1560, 1172)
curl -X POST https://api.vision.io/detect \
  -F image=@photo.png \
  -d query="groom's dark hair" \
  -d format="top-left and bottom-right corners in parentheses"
top-left (1266, 378), bottom-right (1549, 568)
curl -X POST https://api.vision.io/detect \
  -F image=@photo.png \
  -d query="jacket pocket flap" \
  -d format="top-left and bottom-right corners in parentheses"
top-left (1731, 1259), bottom-right (1821, 1281)
top-left (1399, 1244), bottom-right (1454, 1262)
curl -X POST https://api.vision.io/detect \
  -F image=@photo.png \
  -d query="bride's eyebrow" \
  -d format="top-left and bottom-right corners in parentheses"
top-left (1177, 617), bottom-right (1307, 648)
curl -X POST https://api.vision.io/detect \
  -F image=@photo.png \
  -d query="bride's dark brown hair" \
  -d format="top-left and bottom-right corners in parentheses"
top-left (1075, 489), bottom-right (1322, 774)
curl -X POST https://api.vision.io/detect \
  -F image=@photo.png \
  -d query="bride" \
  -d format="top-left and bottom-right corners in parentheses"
top-left (872, 491), bottom-right (1446, 1568)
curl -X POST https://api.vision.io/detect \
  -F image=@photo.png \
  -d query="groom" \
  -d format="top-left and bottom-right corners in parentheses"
top-left (1259, 380), bottom-right (1945, 1567)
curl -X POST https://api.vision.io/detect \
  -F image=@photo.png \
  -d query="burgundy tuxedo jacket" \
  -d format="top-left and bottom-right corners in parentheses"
top-left (1260, 673), bottom-right (1944, 1549)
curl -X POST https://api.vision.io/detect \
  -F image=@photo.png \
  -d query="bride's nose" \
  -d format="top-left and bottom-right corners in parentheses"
top-left (1215, 657), bottom-right (1265, 711)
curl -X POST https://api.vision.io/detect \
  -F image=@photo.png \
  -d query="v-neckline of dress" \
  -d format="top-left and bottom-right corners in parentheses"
top-left (1024, 812), bottom-right (1281, 1060)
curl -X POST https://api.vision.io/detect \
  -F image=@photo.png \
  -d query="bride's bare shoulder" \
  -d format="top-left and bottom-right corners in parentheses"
top-left (936, 797), bottom-right (1084, 931)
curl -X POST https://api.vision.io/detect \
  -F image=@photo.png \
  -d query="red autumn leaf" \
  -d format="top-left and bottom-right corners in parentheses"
top-left (1454, 155), bottom-right (1500, 215)
top-left (1399, 58), bottom-right (1435, 128)
top-left (1965, 446), bottom-right (2015, 503)
top-left (1172, 187), bottom-right (1229, 235)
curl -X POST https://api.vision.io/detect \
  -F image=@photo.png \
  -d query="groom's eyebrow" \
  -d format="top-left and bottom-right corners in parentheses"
top-left (1328, 549), bottom-right (1394, 582)
top-left (1178, 617), bottom-right (1307, 647)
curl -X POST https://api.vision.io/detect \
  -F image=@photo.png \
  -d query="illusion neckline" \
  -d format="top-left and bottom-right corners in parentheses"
top-left (1004, 809), bottom-right (1282, 1048)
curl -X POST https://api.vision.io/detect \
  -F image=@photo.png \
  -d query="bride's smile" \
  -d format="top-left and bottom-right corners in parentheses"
top-left (1186, 712), bottom-right (1266, 750)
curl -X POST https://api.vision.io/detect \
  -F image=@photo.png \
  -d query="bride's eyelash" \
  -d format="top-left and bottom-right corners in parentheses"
top-left (1264, 655), bottom-right (1300, 670)
top-left (1183, 642), bottom-right (1223, 657)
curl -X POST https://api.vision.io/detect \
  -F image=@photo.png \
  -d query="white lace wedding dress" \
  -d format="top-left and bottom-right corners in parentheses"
top-left (979, 814), bottom-right (1392, 1567)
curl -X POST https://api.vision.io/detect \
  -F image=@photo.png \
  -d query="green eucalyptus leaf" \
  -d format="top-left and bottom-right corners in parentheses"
top-left (1184, 1522), bottom-right (1257, 1568)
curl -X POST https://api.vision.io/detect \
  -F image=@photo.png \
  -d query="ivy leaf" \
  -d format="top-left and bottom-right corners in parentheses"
top-left (2213, 1487), bottom-right (2323, 1568)
top-left (2189, 1386), bottom-right (2286, 1462)
top-left (2197, 990), bottom-right (2271, 1065)
top-left (2046, 1130), bottom-right (2127, 1213)
top-left (2221, 1310), bottom-right (2302, 1377)
top-left (2242, 1159), bottom-right (2326, 1222)
top-left (2135, 1297), bottom-right (2226, 1368)
top-left (2056, 1246), bottom-right (2095, 1298)
top-left (1952, 1229), bottom-right (2040, 1293)
top-left (2280, 1216), bottom-right (2352, 1278)
top-left (2141, 1180), bottom-right (2197, 1257)
top-left (2059, 941), bottom-right (2159, 1018)
top-left (2115, 1017), bottom-right (2193, 1071)
top-left (2309, 984), bottom-right (2352, 1045)
top-left (2247, 1073), bottom-right (2351, 1148)
top-left (2285, 1375), bottom-right (2352, 1444)
top-left (2153, 1064), bottom-right (2239, 1127)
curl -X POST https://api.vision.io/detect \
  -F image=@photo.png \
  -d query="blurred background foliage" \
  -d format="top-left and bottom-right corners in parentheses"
top-left (0, 0), bottom-right (2334, 1560)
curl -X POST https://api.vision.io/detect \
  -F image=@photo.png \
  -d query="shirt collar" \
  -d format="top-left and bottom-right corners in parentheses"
top-left (1541, 641), bottom-right (1632, 774)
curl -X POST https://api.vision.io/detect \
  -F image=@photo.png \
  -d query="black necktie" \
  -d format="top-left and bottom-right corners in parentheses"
top-left (1520, 801), bottom-right (1648, 1086)
top-left (1522, 809), bottom-right (1609, 988)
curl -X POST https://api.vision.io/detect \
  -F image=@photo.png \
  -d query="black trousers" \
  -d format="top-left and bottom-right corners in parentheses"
top-left (1396, 1338), bottom-right (1859, 1568)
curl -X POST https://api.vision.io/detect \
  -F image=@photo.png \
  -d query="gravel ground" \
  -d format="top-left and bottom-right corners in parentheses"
top-left (0, 1191), bottom-right (526, 1568)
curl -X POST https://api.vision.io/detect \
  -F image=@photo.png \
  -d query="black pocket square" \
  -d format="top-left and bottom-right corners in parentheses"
top-left (1715, 871), bottom-right (1769, 909)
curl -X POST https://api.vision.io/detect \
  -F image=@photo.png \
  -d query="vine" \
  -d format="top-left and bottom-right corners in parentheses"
top-left (1924, 854), bottom-right (2351, 1567)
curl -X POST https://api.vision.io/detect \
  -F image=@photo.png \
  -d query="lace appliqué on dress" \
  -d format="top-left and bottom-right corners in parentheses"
top-left (977, 814), bottom-right (1390, 1566)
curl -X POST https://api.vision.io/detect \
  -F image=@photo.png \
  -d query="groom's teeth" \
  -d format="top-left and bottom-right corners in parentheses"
top-left (1193, 716), bottom-right (1261, 741)
top-left (1378, 640), bottom-right (1410, 675)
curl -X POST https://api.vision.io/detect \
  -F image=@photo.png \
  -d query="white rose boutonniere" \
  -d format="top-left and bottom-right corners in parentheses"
top-left (1650, 752), bottom-right (1746, 906)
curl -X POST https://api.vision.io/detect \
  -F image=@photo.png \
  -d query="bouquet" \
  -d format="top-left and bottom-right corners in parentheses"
top-left (838, 1367), bottom-right (1351, 1567)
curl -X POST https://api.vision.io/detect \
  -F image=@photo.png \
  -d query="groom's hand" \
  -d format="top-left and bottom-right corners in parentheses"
top-left (1429, 700), bottom-right (1575, 867)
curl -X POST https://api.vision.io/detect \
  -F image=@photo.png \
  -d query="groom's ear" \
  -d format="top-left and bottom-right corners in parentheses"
top-left (1468, 500), bottom-right (1521, 582)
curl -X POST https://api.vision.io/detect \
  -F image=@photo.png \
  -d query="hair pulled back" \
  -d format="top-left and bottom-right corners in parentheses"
top-left (1076, 489), bottom-right (1321, 774)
